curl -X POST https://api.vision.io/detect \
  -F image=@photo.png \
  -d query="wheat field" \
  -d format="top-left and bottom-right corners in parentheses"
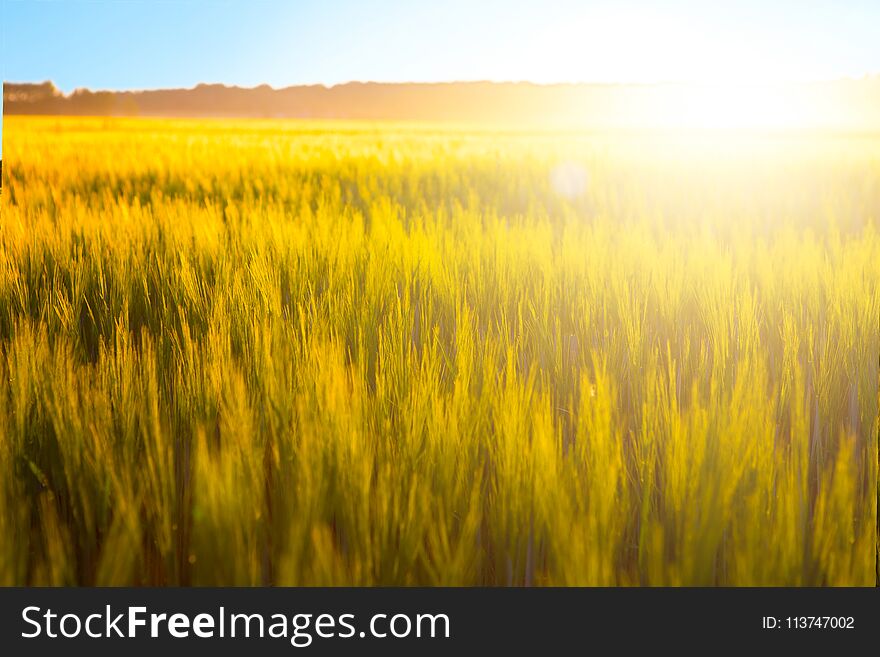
top-left (0, 116), bottom-right (877, 585)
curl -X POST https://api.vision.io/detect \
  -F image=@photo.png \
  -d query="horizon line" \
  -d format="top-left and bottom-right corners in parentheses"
top-left (6, 75), bottom-right (880, 96)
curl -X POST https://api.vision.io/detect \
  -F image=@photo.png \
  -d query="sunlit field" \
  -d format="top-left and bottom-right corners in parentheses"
top-left (0, 116), bottom-right (877, 585)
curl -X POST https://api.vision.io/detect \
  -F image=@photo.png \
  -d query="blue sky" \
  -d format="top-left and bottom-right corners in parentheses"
top-left (2, 0), bottom-right (880, 92)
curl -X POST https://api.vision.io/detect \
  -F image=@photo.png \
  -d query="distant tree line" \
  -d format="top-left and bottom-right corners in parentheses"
top-left (5, 82), bottom-right (138, 116)
top-left (4, 79), bottom-right (880, 129)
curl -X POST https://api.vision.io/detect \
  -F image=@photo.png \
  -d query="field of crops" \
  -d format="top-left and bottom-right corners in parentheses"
top-left (0, 116), bottom-right (877, 585)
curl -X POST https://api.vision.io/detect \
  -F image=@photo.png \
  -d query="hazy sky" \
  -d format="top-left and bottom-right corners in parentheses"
top-left (2, 0), bottom-right (880, 91)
